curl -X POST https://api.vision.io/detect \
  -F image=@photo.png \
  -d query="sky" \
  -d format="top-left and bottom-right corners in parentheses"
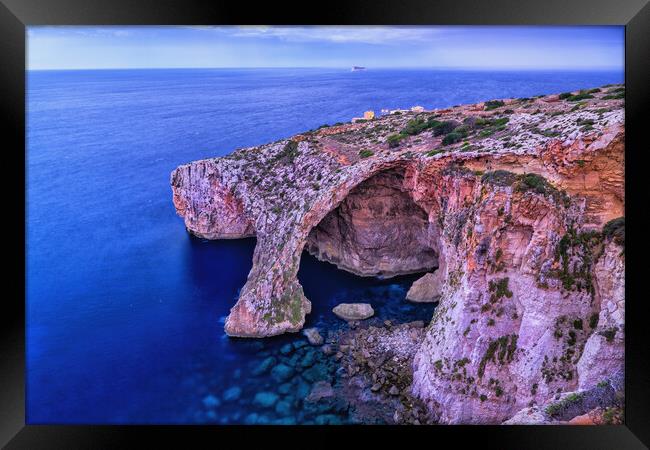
top-left (27, 26), bottom-right (624, 71)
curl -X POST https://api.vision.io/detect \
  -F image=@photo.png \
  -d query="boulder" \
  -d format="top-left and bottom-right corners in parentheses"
top-left (406, 271), bottom-right (443, 302)
top-left (306, 381), bottom-right (334, 403)
top-left (303, 327), bottom-right (324, 345)
top-left (502, 406), bottom-right (548, 425)
top-left (333, 303), bottom-right (374, 321)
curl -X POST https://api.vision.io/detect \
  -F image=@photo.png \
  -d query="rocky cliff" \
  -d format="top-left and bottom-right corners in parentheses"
top-left (171, 85), bottom-right (624, 423)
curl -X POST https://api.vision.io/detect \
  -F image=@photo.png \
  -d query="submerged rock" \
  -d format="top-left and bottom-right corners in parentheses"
top-left (222, 386), bottom-right (242, 402)
top-left (253, 392), bottom-right (279, 408)
top-left (280, 343), bottom-right (294, 355)
top-left (315, 414), bottom-right (344, 425)
top-left (274, 417), bottom-right (298, 425)
top-left (275, 400), bottom-right (293, 416)
top-left (271, 364), bottom-right (295, 383)
top-left (202, 394), bottom-right (220, 409)
top-left (333, 303), bottom-right (374, 321)
top-left (302, 364), bottom-right (331, 383)
top-left (277, 383), bottom-right (292, 395)
top-left (252, 356), bottom-right (276, 376)
top-left (298, 351), bottom-right (316, 368)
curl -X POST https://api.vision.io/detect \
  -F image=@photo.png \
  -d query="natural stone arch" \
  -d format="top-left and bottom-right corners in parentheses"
top-left (223, 158), bottom-right (445, 337)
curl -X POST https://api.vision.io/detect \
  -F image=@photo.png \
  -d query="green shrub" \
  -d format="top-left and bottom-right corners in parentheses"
top-left (484, 100), bottom-right (505, 111)
top-left (489, 277), bottom-right (513, 302)
top-left (600, 327), bottom-right (617, 342)
top-left (602, 217), bottom-right (624, 248)
top-left (358, 149), bottom-right (374, 158)
top-left (559, 92), bottom-right (573, 99)
top-left (589, 313), bottom-right (599, 329)
top-left (603, 92), bottom-right (624, 100)
top-left (545, 392), bottom-right (585, 418)
top-left (387, 133), bottom-right (405, 148)
top-left (442, 131), bottom-right (463, 146)
top-left (401, 118), bottom-right (428, 135)
top-left (473, 117), bottom-right (509, 138)
top-left (481, 170), bottom-right (517, 187)
top-left (566, 93), bottom-right (594, 102)
top-left (477, 334), bottom-right (517, 378)
top-left (432, 120), bottom-right (460, 136)
top-left (513, 173), bottom-right (556, 196)
top-left (275, 140), bottom-right (300, 163)
top-left (602, 407), bottom-right (623, 424)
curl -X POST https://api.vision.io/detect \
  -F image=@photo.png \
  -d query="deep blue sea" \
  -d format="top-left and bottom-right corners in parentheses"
top-left (26, 68), bottom-right (623, 424)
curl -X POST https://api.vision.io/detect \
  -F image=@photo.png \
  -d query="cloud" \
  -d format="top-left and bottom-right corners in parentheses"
top-left (192, 25), bottom-right (444, 45)
top-left (28, 26), bottom-right (132, 38)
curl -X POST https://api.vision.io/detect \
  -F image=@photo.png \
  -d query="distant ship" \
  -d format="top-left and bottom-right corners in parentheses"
top-left (351, 66), bottom-right (366, 72)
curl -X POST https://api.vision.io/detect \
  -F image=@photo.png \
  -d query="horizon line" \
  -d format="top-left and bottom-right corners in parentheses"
top-left (27, 66), bottom-right (624, 72)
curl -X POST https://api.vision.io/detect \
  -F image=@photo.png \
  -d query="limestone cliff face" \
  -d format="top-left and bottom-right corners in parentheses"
top-left (171, 85), bottom-right (624, 422)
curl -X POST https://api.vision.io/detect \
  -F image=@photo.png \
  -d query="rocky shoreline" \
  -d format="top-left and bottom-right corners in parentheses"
top-left (172, 84), bottom-right (625, 424)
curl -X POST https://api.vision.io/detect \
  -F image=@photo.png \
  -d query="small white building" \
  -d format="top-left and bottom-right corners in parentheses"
top-left (411, 105), bottom-right (425, 113)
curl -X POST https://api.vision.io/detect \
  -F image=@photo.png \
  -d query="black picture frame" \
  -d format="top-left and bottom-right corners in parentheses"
top-left (2, 0), bottom-right (648, 448)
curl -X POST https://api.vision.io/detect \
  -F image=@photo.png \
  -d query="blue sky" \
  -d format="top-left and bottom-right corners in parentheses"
top-left (27, 26), bottom-right (624, 71)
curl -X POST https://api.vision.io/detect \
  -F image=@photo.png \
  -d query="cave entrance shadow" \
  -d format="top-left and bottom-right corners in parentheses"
top-left (298, 166), bottom-right (440, 331)
top-left (297, 250), bottom-right (438, 331)
top-left (304, 167), bottom-right (439, 278)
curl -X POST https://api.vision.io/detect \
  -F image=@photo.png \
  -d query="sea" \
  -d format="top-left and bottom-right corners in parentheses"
top-left (26, 68), bottom-right (623, 424)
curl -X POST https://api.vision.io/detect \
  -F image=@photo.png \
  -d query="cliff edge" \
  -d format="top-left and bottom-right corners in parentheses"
top-left (171, 85), bottom-right (624, 423)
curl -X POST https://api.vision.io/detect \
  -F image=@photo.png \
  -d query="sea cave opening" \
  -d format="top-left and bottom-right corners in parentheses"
top-left (304, 167), bottom-right (439, 281)
top-left (297, 166), bottom-right (441, 328)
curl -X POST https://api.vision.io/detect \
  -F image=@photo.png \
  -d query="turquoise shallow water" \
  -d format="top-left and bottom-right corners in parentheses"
top-left (26, 68), bottom-right (623, 423)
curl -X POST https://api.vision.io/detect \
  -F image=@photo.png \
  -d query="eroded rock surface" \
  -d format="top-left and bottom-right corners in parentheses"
top-left (406, 271), bottom-right (444, 302)
top-left (171, 85), bottom-right (625, 423)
